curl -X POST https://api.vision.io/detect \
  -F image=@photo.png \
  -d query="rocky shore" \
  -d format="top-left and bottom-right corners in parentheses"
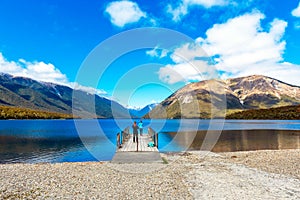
top-left (0, 149), bottom-right (299, 199)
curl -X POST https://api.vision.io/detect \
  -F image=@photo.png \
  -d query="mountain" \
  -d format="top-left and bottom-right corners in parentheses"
top-left (0, 73), bottom-right (129, 118)
top-left (226, 75), bottom-right (300, 109)
top-left (147, 75), bottom-right (300, 119)
top-left (129, 103), bottom-right (158, 118)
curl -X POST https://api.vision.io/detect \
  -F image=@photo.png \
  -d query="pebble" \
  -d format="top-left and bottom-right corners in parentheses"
top-left (0, 150), bottom-right (299, 199)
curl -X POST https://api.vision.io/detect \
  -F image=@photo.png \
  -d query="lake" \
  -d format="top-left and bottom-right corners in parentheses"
top-left (0, 119), bottom-right (300, 163)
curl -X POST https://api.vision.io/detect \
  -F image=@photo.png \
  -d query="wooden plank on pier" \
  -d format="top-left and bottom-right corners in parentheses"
top-left (118, 135), bottom-right (158, 152)
top-left (112, 128), bottom-right (161, 163)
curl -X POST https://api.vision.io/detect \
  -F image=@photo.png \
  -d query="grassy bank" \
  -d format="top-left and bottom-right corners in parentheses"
top-left (226, 105), bottom-right (300, 120)
top-left (0, 106), bottom-right (74, 119)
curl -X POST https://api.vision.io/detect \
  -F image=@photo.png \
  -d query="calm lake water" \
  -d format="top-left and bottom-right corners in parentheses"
top-left (0, 119), bottom-right (300, 163)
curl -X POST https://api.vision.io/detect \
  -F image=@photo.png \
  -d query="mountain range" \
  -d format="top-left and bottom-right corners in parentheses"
top-left (0, 73), bottom-right (300, 119)
top-left (128, 103), bottom-right (158, 118)
top-left (0, 73), bottom-right (129, 118)
top-left (147, 75), bottom-right (300, 119)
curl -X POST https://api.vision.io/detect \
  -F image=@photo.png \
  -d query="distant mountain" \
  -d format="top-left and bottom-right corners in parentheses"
top-left (147, 75), bottom-right (300, 119)
top-left (129, 103), bottom-right (158, 118)
top-left (0, 73), bottom-right (129, 118)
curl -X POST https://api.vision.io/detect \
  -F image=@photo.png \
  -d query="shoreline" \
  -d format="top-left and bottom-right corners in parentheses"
top-left (1, 149), bottom-right (299, 199)
top-left (220, 149), bottom-right (300, 179)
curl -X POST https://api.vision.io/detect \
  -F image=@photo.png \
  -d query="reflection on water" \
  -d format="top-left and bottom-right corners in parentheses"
top-left (0, 119), bottom-right (120, 163)
top-left (0, 136), bottom-right (97, 163)
top-left (1, 119), bottom-right (300, 163)
top-left (160, 130), bottom-right (300, 152)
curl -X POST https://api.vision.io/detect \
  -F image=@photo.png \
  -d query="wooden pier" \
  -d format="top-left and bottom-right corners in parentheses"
top-left (118, 135), bottom-right (158, 152)
top-left (111, 127), bottom-right (162, 163)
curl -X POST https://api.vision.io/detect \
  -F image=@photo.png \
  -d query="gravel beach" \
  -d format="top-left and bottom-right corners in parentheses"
top-left (0, 149), bottom-right (299, 199)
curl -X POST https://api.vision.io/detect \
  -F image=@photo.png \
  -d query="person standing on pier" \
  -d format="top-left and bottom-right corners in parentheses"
top-left (138, 120), bottom-right (143, 136)
top-left (132, 121), bottom-right (139, 143)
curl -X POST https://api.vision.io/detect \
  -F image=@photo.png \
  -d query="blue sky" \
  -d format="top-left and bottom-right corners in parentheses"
top-left (0, 0), bottom-right (300, 108)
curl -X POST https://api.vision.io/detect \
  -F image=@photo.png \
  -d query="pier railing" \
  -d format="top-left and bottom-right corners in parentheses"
top-left (117, 126), bottom-right (130, 149)
top-left (148, 127), bottom-right (159, 148)
top-left (116, 126), bottom-right (159, 150)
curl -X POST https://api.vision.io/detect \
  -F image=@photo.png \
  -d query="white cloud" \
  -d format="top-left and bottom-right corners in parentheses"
top-left (71, 83), bottom-right (107, 95)
top-left (170, 43), bottom-right (207, 63)
top-left (292, 2), bottom-right (300, 17)
top-left (0, 53), bottom-right (107, 95)
top-left (0, 53), bottom-right (68, 85)
top-left (196, 11), bottom-right (300, 86)
top-left (158, 43), bottom-right (217, 84)
top-left (158, 60), bottom-right (212, 84)
top-left (158, 11), bottom-right (300, 86)
top-left (146, 47), bottom-right (159, 57)
top-left (105, 0), bottom-right (146, 27)
top-left (146, 46), bottom-right (168, 58)
top-left (167, 0), bottom-right (228, 22)
top-left (150, 100), bottom-right (159, 104)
